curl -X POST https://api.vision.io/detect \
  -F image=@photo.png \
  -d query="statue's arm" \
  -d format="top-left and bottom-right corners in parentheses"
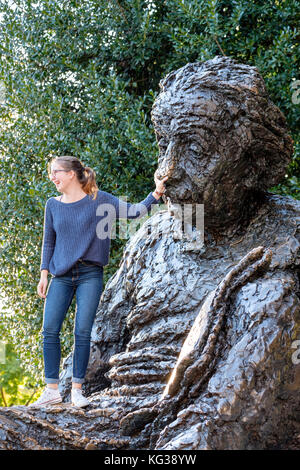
top-left (155, 263), bottom-right (300, 450)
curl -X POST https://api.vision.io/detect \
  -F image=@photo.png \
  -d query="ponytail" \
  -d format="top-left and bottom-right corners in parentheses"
top-left (81, 166), bottom-right (98, 200)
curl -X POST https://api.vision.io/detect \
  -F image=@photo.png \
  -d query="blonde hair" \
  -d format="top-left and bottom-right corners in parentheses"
top-left (47, 155), bottom-right (98, 200)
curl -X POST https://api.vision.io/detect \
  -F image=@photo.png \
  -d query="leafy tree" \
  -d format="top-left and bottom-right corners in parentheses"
top-left (0, 342), bottom-right (38, 406)
top-left (0, 0), bottom-right (299, 384)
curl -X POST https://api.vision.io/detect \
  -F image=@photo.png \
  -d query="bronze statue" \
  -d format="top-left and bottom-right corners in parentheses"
top-left (1, 56), bottom-right (299, 450)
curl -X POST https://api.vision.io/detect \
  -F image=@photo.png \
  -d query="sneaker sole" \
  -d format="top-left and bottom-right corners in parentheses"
top-left (29, 397), bottom-right (62, 408)
top-left (71, 401), bottom-right (89, 408)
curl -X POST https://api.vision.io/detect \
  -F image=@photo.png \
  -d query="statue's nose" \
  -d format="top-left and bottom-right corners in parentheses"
top-left (158, 141), bottom-right (180, 180)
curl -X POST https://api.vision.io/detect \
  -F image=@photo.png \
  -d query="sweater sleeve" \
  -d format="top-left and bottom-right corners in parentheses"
top-left (40, 200), bottom-right (56, 271)
top-left (110, 191), bottom-right (160, 220)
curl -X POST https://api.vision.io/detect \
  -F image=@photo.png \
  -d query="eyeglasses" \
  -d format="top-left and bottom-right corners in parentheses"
top-left (49, 169), bottom-right (70, 177)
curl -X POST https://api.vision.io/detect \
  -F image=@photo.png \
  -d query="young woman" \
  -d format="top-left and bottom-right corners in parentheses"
top-left (31, 155), bottom-right (168, 408)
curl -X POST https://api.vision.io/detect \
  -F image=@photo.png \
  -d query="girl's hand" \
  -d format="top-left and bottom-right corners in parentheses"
top-left (37, 277), bottom-right (48, 299)
top-left (154, 169), bottom-right (168, 195)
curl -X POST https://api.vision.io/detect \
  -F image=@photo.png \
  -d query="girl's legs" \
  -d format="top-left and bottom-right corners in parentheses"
top-left (41, 262), bottom-right (103, 392)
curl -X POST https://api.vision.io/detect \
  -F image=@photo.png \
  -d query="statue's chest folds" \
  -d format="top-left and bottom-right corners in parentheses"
top-left (147, 262), bottom-right (225, 306)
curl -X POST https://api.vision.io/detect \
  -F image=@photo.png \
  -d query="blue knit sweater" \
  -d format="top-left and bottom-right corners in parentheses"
top-left (40, 190), bottom-right (160, 276)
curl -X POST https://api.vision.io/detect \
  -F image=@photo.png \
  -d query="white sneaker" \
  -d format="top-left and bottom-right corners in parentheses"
top-left (71, 388), bottom-right (90, 408)
top-left (29, 387), bottom-right (62, 408)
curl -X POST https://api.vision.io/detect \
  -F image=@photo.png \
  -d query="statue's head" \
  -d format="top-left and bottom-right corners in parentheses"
top-left (152, 56), bottom-right (293, 230)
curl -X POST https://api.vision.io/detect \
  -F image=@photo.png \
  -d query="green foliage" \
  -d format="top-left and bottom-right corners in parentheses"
top-left (0, 0), bottom-right (299, 383)
top-left (0, 342), bottom-right (39, 406)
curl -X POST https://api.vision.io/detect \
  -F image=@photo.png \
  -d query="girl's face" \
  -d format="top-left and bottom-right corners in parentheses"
top-left (49, 163), bottom-right (73, 192)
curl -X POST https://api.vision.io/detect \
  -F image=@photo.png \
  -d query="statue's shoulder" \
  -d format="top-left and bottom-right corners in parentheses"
top-left (260, 193), bottom-right (300, 269)
top-left (266, 192), bottom-right (300, 211)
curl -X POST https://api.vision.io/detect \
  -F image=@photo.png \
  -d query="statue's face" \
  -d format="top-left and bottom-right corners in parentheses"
top-left (153, 73), bottom-right (230, 205)
top-left (156, 127), bottom-right (223, 205)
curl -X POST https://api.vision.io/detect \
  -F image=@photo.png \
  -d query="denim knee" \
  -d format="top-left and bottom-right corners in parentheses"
top-left (74, 329), bottom-right (91, 344)
top-left (42, 326), bottom-right (60, 341)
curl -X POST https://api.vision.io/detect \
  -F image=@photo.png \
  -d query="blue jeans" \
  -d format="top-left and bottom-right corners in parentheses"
top-left (42, 259), bottom-right (103, 384)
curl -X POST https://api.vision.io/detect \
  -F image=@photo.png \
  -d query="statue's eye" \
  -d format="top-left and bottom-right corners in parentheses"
top-left (189, 143), bottom-right (200, 153)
